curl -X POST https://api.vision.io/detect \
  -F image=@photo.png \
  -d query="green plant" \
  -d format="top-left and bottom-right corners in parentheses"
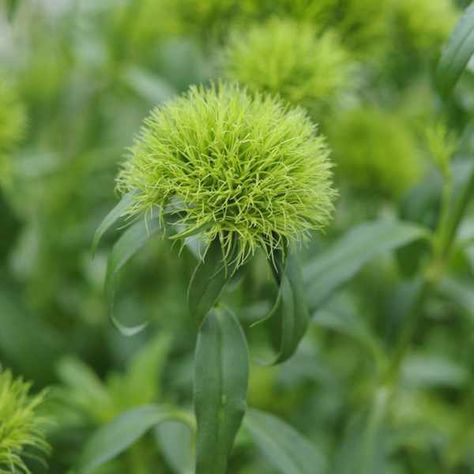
top-left (96, 81), bottom-right (335, 473)
top-left (117, 82), bottom-right (335, 265)
top-left (0, 370), bottom-right (49, 473)
top-left (223, 19), bottom-right (349, 112)
top-left (3, 1), bottom-right (474, 473)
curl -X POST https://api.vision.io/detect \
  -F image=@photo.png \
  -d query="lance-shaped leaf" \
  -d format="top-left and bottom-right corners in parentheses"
top-left (244, 409), bottom-right (326, 474)
top-left (303, 219), bottom-right (429, 311)
top-left (270, 252), bottom-right (310, 364)
top-left (194, 307), bottom-right (249, 474)
top-left (188, 238), bottom-right (237, 325)
top-left (78, 405), bottom-right (190, 474)
top-left (436, 4), bottom-right (474, 96)
top-left (105, 216), bottom-right (160, 335)
top-left (92, 191), bottom-right (136, 254)
top-left (155, 421), bottom-right (194, 474)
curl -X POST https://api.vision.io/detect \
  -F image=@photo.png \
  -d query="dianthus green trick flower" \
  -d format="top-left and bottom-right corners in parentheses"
top-left (0, 370), bottom-right (49, 474)
top-left (328, 107), bottom-right (421, 197)
top-left (222, 19), bottom-right (349, 112)
top-left (117, 83), bottom-right (335, 267)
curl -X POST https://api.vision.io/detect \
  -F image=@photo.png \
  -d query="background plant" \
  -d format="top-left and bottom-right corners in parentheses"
top-left (1, 0), bottom-right (474, 473)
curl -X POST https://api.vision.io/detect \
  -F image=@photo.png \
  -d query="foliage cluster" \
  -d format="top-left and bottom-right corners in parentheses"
top-left (1, 0), bottom-right (474, 473)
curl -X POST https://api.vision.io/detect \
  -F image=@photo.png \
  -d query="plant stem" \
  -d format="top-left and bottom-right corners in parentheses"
top-left (388, 163), bottom-right (474, 381)
top-left (439, 163), bottom-right (474, 260)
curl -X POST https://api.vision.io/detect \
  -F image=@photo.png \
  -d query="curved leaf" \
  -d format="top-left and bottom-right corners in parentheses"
top-left (303, 220), bottom-right (429, 311)
top-left (194, 307), bottom-right (249, 474)
top-left (244, 408), bottom-right (326, 474)
top-left (105, 216), bottom-right (160, 335)
top-left (270, 252), bottom-right (309, 364)
top-left (187, 239), bottom-right (236, 325)
top-left (436, 4), bottom-right (474, 95)
top-left (92, 191), bottom-right (136, 254)
top-left (155, 420), bottom-right (194, 474)
top-left (78, 405), bottom-right (185, 474)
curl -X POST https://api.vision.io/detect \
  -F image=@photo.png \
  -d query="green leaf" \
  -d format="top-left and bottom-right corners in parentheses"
top-left (187, 238), bottom-right (236, 325)
top-left (194, 307), bottom-right (249, 474)
top-left (105, 216), bottom-right (160, 335)
top-left (436, 4), bottom-right (474, 95)
top-left (312, 296), bottom-right (383, 363)
top-left (304, 219), bottom-right (429, 311)
top-left (155, 420), bottom-right (194, 474)
top-left (78, 405), bottom-right (183, 474)
top-left (269, 252), bottom-right (310, 364)
top-left (122, 333), bottom-right (172, 404)
top-left (401, 353), bottom-right (469, 389)
top-left (244, 408), bottom-right (326, 474)
top-left (438, 277), bottom-right (474, 320)
top-left (92, 191), bottom-right (136, 254)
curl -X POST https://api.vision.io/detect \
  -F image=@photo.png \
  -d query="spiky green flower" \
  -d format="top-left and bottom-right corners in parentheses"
top-left (328, 107), bottom-right (421, 197)
top-left (0, 370), bottom-right (49, 474)
top-left (394, 0), bottom-right (458, 52)
top-left (223, 19), bottom-right (349, 111)
top-left (0, 80), bottom-right (25, 153)
top-left (117, 83), bottom-right (335, 265)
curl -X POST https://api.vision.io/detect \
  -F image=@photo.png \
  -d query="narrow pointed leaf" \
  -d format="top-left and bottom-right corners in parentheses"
top-left (92, 191), bottom-right (136, 254)
top-left (187, 239), bottom-right (236, 325)
top-left (155, 421), bottom-right (194, 474)
top-left (244, 409), bottom-right (326, 474)
top-left (194, 307), bottom-right (249, 474)
top-left (105, 216), bottom-right (160, 335)
top-left (436, 4), bottom-right (474, 95)
top-left (78, 405), bottom-right (184, 474)
top-left (303, 220), bottom-right (429, 311)
top-left (270, 253), bottom-right (309, 364)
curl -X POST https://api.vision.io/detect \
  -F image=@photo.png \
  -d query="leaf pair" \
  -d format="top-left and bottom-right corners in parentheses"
top-left (78, 402), bottom-right (326, 474)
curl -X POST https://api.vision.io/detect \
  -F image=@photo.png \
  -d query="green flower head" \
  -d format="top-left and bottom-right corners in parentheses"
top-left (117, 83), bottom-right (335, 265)
top-left (0, 80), bottom-right (25, 153)
top-left (222, 19), bottom-right (349, 110)
top-left (0, 370), bottom-right (48, 474)
top-left (328, 107), bottom-right (421, 197)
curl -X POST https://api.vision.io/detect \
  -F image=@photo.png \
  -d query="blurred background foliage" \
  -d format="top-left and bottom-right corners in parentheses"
top-left (1, 0), bottom-right (474, 473)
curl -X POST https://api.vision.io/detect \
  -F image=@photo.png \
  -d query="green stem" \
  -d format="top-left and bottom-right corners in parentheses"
top-left (439, 164), bottom-right (474, 260)
top-left (361, 386), bottom-right (391, 473)
top-left (388, 164), bottom-right (474, 380)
